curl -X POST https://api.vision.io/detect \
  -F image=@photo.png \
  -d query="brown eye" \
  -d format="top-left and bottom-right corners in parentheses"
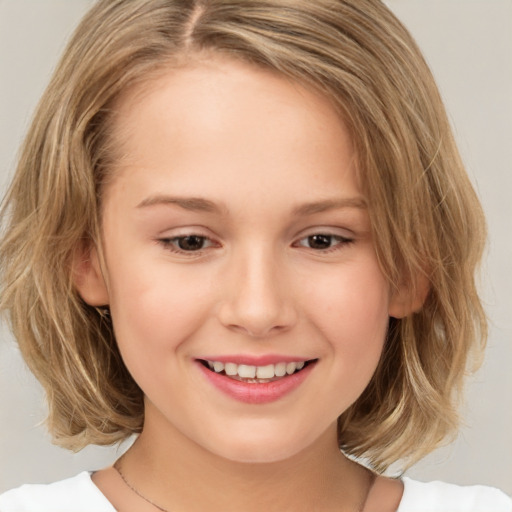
top-left (176, 235), bottom-right (208, 251)
top-left (307, 234), bottom-right (333, 250)
top-left (160, 234), bottom-right (215, 253)
top-left (295, 233), bottom-right (353, 252)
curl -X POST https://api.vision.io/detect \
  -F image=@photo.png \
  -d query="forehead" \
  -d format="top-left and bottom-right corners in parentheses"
top-left (103, 55), bottom-right (360, 211)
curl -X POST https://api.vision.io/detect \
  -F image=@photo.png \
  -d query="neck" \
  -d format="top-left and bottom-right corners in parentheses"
top-left (120, 408), bottom-right (371, 512)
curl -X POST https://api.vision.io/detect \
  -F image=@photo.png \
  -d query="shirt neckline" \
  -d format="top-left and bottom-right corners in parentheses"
top-left (86, 471), bottom-right (408, 511)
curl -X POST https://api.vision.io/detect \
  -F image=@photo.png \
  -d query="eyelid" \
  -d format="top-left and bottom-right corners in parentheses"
top-left (295, 225), bottom-right (355, 240)
top-left (165, 234), bottom-right (216, 245)
top-left (155, 226), bottom-right (355, 256)
top-left (157, 229), bottom-right (221, 256)
top-left (292, 228), bottom-right (355, 253)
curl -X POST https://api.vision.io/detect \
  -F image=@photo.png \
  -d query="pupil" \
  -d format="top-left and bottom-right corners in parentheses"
top-left (178, 236), bottom-right (204, 251)
top-left (309, 234), bottom-right (331, 249)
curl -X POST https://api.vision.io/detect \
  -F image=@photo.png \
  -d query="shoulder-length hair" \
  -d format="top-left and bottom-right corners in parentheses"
top-left (0, 0), bottom-right (486, 472)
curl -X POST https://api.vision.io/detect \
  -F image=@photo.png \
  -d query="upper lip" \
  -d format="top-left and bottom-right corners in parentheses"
top-left (197, 355), bottom-right (314, 366)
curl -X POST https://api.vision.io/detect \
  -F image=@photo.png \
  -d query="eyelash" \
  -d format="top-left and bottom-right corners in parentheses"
top-left (158, 235), bottom-right (218, 255)
top-left (293, 233), bottom-right (354, 253)
top-left (158, 233), bottom-right (354, 256)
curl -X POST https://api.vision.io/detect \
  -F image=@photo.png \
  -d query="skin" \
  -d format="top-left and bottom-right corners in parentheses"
top-left (76, 55), bottom-right (407, 512)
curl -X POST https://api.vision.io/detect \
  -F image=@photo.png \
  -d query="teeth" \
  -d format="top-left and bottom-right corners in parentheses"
top-left (213, 361), bottom-right (224, 373)
top-left (256, 364), bottom-right (274, 379)
top-left (274, 362), bottom-right (287, 377)
top-left (206, 360), bottom-right (309, 380)
top-left (286, 362), bottom-right (297, 375)
top-left (238, 364), bottom-right (256, 378)
top-left (224, 362), bottom-right (238, 376)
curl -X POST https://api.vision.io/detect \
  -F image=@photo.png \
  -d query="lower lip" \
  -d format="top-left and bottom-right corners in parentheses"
top-left (197, 361), bottom-right (316, 404)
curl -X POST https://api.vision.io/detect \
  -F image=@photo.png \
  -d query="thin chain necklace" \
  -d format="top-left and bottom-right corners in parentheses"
top-left (113, 454), bottom-right (376, 512)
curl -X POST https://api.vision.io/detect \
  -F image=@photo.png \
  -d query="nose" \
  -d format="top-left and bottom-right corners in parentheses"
top-left (217, 247), bottom-right (298, 338)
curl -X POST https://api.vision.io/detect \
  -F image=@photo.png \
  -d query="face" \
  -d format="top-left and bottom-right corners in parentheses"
top-left (78, 55), bottom-right (405, 464)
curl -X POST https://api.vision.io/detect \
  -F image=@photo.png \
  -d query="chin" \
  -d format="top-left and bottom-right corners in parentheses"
top-left (203, 428), bottom-right (322, 465)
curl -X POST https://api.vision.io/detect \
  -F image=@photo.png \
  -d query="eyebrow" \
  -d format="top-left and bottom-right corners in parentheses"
top-left (137, 195), bottom-right (225, 214)
top-left (292, 197), bottom-right (367, 216)
top-left (136, 195), bottom-right (367, 215)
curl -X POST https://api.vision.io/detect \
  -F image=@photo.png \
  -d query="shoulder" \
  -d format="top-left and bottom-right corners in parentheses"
top-left (398, 477), bottom-right (512, 512)
top-left (0, 472), bottom-right (116, 512)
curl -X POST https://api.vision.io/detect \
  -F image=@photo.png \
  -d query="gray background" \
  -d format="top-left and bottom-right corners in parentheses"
top-left (1, 0), bottom-right (511, 495)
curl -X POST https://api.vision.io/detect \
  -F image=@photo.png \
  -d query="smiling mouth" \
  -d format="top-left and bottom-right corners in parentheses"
top-left (198, 359), bottom-right (317, 383)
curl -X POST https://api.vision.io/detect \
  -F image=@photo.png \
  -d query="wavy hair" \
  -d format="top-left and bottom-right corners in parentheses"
top-left (0, 0), bottom-right (486, 472)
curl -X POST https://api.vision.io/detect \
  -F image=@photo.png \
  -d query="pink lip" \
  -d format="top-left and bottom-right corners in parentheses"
top-left (196, 359), bottom-right (317, 404)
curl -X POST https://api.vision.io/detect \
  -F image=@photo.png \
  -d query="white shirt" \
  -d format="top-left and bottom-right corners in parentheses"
top-left (0, 472), bottom-right (511, 512)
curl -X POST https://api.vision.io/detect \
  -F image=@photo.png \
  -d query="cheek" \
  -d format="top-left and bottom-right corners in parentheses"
top-left (303, 259), bottom-right (390, 369)
top-left (106, 257), bottom-right (214, 364)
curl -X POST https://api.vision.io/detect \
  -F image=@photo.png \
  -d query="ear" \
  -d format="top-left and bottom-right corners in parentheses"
top-left (388, 272), bottom-right (430, 319)
top-left (72, 243), bottom-right (109, 306)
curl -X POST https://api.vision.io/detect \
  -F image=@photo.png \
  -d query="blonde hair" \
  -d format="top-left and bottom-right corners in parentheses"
top-left (0, 0), bottom-right (486, 472)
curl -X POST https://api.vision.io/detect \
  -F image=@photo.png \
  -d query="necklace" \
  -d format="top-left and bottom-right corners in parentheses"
top-left (114, 455), bottom-right (168, 512)
top-left (114, 454), bottom-right (376, 512)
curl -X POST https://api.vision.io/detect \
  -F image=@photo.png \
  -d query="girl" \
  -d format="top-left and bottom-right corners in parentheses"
top-left (0, 1), bottom-right (510, 511)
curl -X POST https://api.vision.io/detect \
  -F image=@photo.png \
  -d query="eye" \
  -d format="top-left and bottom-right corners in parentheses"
top-left (295, 233), bottom-right (353, 251)
top-left (160, 235), bottom-right (216, 252)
